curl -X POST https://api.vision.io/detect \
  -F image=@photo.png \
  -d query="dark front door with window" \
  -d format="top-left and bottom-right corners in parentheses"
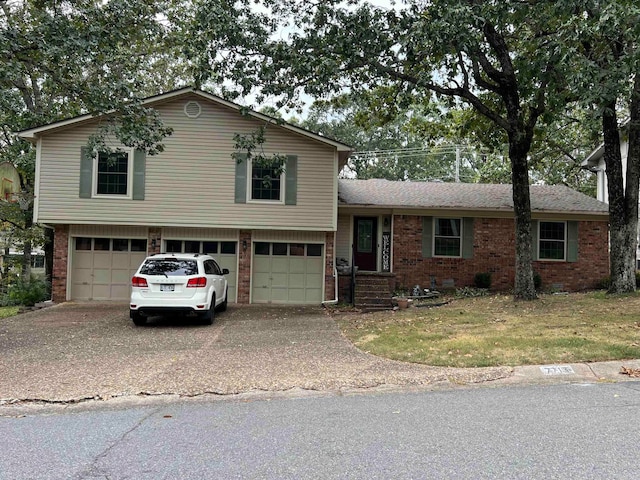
top-left (353, 217), bottom-right (378, 271)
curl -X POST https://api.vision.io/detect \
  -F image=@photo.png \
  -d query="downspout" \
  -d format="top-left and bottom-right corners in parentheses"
top-left (322, 149), bottom-right (341, 307)
top-left (321, 266), bottom-right (339, 306)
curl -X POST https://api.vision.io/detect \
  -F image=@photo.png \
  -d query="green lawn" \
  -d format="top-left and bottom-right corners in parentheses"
top-left (332, 291), bottom-right (640, 367)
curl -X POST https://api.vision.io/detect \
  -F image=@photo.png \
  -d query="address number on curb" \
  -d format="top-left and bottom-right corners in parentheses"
top-left (540, 365), bottom-right (575, 375)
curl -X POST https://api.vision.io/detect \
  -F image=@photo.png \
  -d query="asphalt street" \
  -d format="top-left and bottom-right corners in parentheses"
top-left (3, 382), bottom-right (640, 479)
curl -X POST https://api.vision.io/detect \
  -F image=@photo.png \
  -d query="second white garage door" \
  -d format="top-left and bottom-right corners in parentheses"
top-left (252, 242), bottom-right (324, 304)
top-left (164, 239), bottom-right (238, 302)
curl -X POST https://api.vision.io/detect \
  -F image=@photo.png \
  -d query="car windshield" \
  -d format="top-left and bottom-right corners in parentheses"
top-left (140, 259), bottom-right (198, 277)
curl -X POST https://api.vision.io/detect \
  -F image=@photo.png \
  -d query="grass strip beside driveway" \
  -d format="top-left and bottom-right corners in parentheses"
top-left (332, 292), bottom-right (640, 368)
top-left (0, 306), bottom-right (19, 319)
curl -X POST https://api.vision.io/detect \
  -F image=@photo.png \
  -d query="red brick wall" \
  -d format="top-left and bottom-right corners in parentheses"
top-left (237, 230), bottom-right (252, 303)
top-left (392, 215), bottom-right (609, 292)
top-left (52, 225), bottom-right (69, 303)
top-left (324, 232), bottom-right (335, 301)
top-left (148, 227), bottom-right (162, 255)
top-left (534, 220), bottom-right (610, 291)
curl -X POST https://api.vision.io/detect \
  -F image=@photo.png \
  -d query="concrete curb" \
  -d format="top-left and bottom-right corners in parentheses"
top-left (493, 359), bottom-right (640, 386)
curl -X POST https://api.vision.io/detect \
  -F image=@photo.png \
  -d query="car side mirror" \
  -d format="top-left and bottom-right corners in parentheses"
top-left (222, 268), bottom-right (230, 275)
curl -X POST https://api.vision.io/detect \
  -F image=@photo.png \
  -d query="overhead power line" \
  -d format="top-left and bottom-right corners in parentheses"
top-left (346, 145), bottom-right (502, 183)
top-left (352, 145), bottom-right (489, 159)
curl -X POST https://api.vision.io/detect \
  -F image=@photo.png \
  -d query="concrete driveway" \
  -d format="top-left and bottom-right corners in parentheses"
top-left (0, 303), bottom-right (512, 405)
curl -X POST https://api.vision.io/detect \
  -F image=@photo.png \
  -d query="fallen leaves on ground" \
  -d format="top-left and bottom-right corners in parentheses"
top-left (620, 366), bottom-right (640, 377)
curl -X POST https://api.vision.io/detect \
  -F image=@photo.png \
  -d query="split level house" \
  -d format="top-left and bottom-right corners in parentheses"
top-left (19, 87), bottom-right (610, 306)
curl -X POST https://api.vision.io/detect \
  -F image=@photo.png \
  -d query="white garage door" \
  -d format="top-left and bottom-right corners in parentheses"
top-left (71, 237), bottom-right (148, 300)
top-left (164, 239), bottom-right (238, 302)
top-left (252, 242), bottom-right (324, 304)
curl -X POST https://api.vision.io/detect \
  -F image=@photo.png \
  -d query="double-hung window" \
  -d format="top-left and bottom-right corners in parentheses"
top-left (234, 154), bottom-right (297, 205)
top-left (538, 221), bottom-right (566, 260)
top-left (434, 218), bottom-right (462, 257)
top-left (250, 159), bottom-right (283, 202)
top-left (80, 146), bottom-right (144, 200)
top-left (94, 150), bottom-right (133, 197)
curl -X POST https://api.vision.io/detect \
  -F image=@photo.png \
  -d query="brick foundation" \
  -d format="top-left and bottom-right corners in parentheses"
top-left (324, 232), bottom-right (336, 301)
top-left (148, 227), bottom-right (162, 255)
top-left (392, 215), bottom-right (610, 292)
top-left (52, 225), bottom-right (69, 303)
top-left (237, 230), bottom-right (252, 303)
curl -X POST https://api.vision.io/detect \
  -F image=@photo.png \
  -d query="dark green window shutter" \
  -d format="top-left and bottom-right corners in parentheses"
top-left (462, 217), bottom-right (474, 259)
top-left (234, 154), bottom-right (247, 203)
top-left (285, 155), bottom-right (298, 205)
top-left (422, 216), bottom-right (433, 258)
top-left (132, 150), bottom-right (146, 200)
top-left (79, 146), bottom-right (93, 198)
top-left (567, 221), bottom-right (578, 262)
top-left (531, 220), bottom-right (539, 260)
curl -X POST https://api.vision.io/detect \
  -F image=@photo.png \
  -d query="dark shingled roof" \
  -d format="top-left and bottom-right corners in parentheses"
top-left (338, 179), bottom-right (609, 215)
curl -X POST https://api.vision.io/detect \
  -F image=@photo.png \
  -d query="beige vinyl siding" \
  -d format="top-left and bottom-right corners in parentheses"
top-left (335, 214), bottom-right (351, 263)
top-left (36, 94), bottom-right (337, 230)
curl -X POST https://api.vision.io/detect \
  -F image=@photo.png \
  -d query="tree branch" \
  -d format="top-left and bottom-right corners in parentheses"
top-left (482, 22), bottom-right (516, 82)
top-left (472, 44), bottom-right (509, 88)
top-left (0, 216), bottom-right (27, 231)
top-left (469, 56), bottom-right (502, 94)
top-left (365, 59), bottom-right (511, 131)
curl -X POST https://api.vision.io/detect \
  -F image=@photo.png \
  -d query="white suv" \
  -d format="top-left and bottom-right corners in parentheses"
top-left (129, 253), bottom-right (229, 326)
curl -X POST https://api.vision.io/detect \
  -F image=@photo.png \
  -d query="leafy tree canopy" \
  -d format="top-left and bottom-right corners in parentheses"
top-left (0, 0), bottom-right (189, 276)
top-left (200, 0), bottom-right (588, 299)
top-left (551, 0), bottom-right (640, 293)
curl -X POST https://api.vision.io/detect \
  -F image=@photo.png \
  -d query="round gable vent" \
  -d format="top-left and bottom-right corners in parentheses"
top-left (184, 101), bottom-right (202, 118)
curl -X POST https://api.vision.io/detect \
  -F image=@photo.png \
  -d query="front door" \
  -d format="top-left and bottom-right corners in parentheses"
top-left (353, 217), bottom-right (378, 271)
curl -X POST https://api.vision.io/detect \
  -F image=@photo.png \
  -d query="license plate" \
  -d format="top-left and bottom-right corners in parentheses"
top-left (160, 284), bottom-right (175, 292)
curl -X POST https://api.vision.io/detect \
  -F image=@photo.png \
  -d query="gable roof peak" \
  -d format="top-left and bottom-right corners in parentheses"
top-left (18, 86), bottom-right (353, 153)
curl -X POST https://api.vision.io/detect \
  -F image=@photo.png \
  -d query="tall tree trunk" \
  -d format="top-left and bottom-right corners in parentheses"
top-left (22, 240), bottom-right (32, 279)
top-left (612, 75), bottom-right (640, 292)
top-left (509, 133), bottom-right (536, 300)
top-left (604, 98), bottom-right (637, 293)
top-left (21, 210), bottom-right (32, 279)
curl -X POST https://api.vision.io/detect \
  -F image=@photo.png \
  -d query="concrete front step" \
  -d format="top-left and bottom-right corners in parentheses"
top-left (354, 288), bottom-right (392, 296)
top-left (350, 273), bottom-right (395, 309)
top-left (355, 279), bottom-right (392, 287)
top-left (357, 303), bottom-right (394, 312)
top-left (356, 297), bottom-right (393, 305)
